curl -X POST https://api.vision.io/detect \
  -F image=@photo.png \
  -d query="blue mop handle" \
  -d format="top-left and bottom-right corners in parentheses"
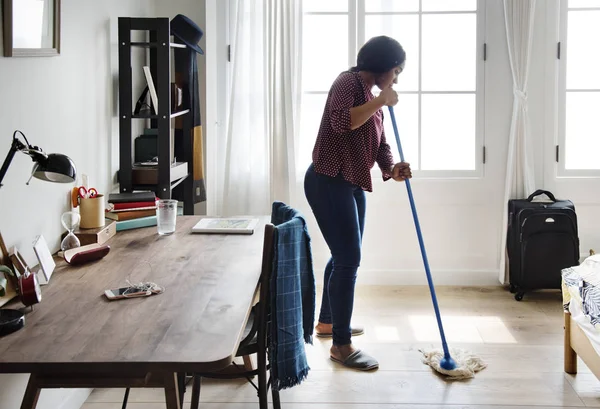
top-left (388, 106), bottom-right (452, 361)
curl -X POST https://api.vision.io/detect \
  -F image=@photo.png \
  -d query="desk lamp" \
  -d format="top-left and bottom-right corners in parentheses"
top-left (0, 130), bottom-right (77, 188)
top-left (0, 130), bottom-right (77, 336)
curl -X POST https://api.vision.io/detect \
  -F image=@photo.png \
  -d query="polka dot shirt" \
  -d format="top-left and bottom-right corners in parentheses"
top-left (311, 71), bottom-right (395, 192)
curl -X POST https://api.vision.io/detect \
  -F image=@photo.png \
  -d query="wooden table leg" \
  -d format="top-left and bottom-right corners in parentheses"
top-left (243, 355), bottom-right (256, 371)
top-left (20, 374), bottom-right (41, 409)
top-left (190, 375), bottom-right (201, 409)
top-left (164, 372), bottom-right (181, 409)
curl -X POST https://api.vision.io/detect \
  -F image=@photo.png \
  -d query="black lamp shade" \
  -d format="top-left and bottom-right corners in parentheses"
top-left (33, 153), bottom-right (77, 183)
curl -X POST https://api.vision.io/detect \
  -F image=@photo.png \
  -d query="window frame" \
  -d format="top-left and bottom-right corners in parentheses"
top-left (556, 0), bottom-right (600, 178)
top-left (300, 0), bottom-right (487, 180)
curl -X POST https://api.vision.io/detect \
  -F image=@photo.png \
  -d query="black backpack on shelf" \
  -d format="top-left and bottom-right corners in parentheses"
top-left (507, 189), bottom-right (580, 301)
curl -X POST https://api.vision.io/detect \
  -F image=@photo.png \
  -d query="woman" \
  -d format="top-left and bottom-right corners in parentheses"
top-left (304, 35), bottom-right (412, 371)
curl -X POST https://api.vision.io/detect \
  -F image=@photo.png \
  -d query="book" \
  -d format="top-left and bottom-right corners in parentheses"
top-left (116, 215), bottom-right (158, 232)
top-left (191, 218), bottom-right (259, 235)
top-left (107, 205), bottom-right (156, 213)
top-left (60, 220), bottom-right (117, 246)
top-left (109, 201), bottom-right (156, 211)
top-left (143, 66), bottom-right (159, 114)
top-left (105, 209), bottom-right (157, 221)
top-left (108, 192), bottom-right (156, 204)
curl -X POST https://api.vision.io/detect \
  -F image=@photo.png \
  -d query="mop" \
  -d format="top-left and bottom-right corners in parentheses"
top-left (388, 106), bottom-right (487, 380)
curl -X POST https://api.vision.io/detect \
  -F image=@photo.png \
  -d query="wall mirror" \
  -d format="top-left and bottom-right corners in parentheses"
top-left (2, 0), bottom-right (61, 57)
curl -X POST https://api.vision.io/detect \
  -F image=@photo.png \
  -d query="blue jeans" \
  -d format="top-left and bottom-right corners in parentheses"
top-left (304, 164), bottom-right (366, 346)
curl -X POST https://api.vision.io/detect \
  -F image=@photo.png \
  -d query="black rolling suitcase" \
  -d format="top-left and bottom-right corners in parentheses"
top-left (507, 189), bottom-right (580, 301)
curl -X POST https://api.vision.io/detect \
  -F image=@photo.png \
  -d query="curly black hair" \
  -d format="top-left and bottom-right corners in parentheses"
top-left (350, 36), bottom-right (406, 74)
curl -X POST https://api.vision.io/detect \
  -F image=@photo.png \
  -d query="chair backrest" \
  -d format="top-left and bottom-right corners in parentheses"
top-left (256, 223), bottom-right (275, 350)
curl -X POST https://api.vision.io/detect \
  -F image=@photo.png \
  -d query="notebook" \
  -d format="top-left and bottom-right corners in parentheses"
top-left (191, 218), bottom-right (259, 234)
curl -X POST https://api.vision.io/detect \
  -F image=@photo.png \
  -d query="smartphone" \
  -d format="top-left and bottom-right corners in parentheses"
top-left (104, 287), bottom-right (150, 300)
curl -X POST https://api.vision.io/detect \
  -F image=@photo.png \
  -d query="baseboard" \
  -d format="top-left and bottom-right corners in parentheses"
top-left (313, 267), bottom-right (501, 286)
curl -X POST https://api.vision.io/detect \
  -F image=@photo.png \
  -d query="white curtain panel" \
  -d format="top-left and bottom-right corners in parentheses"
top-left (267, 0), bottom-right (303, 208)
top-left (498, 0), bottom-right (537, 284)
top-left (219, 0), bottom-right (302, 216)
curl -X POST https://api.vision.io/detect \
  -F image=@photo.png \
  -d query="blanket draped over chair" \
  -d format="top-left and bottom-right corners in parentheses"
top-left (270, 201), bottom-right (316, 390)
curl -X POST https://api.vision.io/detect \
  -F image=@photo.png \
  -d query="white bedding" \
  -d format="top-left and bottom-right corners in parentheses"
top-left (563, 254), bottom-right (600, 355)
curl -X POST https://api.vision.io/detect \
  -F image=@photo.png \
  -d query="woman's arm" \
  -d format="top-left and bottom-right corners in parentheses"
top-left (377, 128), bottom-right (395, 180)
top-left (329, 74), bottom-right (398, 134)
top-left (349, 97), bottom-right (386, 130)
top-left (378, 128), bottom-right (412, 182)
top-left (349, 87), bottom-right (398, 130)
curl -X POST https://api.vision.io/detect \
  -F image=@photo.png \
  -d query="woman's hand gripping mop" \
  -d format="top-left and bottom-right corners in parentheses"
top-left (388, 106), bottom-right (487, 380)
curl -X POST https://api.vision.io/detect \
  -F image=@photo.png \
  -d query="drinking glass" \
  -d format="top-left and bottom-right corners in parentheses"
top-left (157, 199), bottom-right (178, 235)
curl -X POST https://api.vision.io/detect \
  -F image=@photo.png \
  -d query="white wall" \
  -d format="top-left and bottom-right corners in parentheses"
top-left (0, 1), bottom-right (156, 408)
top-left (210, 0), bottom-right (600, 286)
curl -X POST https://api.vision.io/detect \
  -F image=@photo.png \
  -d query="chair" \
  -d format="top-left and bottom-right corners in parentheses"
top-left (189, 222), bottom-right (280, 409)
top-left (122, 204), bottom-right (314, 408)
top-left (120, 224), bottom-right (279, 409)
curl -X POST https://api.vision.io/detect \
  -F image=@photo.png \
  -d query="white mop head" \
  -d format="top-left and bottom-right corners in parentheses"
top-left (419, 347), bottom-right (487, 380)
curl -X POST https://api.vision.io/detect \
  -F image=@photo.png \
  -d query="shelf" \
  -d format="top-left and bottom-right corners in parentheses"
top-left (131, 114), bottom-right (158, 119)
top-left (130, 42), bottom-right (187, 49)
top-left (119, 17), bottom-right (195, 215)
top-left (132, 174), bottom-right (189, 192)
top-left (131, 162), bottom-right (189, 185)
top-left (131, 110), bottom-right (190, 120)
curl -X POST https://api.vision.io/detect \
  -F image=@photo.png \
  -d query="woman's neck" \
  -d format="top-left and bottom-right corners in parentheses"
top-left (358, 71), bottom-right (376, 88)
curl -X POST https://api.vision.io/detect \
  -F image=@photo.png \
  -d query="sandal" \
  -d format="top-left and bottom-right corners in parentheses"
top-left (316, 326), bottom-right (365, 338)
top-left (330, 349), bottom-right (379, 371)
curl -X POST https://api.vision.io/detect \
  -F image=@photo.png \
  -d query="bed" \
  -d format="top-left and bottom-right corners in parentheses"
top-left (562, 251), bottom-right (600, 378)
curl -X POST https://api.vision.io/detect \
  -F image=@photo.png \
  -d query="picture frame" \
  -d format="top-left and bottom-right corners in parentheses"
top-left (9, 246), bottom-right (28, 277)
top-left (33, 234), bottom-right (55, 285)
top-left (2, 0), bottom-right (61, 57)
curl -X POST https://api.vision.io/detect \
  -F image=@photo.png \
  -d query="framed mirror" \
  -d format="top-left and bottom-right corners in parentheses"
top-left (2, 0), bottom-right (61, 57)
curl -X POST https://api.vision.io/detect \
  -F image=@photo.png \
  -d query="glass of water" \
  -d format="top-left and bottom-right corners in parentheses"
top-left (157, 199), bottom-right (178, 235)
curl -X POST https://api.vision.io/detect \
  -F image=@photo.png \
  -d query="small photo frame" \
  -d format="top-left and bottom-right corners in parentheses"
top-left (33, 235), bottom-right (55, 285)
top-left (9, 247), bottom-right (28, 277)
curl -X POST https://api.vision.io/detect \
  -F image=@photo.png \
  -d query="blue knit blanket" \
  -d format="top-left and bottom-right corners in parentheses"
top-left (269, 201), bottom-right (315, 390)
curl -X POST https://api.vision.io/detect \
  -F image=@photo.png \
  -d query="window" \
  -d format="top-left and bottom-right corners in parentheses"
top-left (558, 0), bottom-right (600, 176)
top-left (299, 0), bottom-right (485, 177)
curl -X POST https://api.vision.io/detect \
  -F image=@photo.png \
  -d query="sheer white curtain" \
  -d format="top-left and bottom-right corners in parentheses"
top-left (218, 0), bottom-right (302, 216)
top-left (498, 0), bottom-right (537, 284)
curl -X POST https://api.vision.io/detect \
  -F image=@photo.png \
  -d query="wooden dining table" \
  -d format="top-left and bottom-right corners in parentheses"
top-left (0, 216), bottom-right (268, 409)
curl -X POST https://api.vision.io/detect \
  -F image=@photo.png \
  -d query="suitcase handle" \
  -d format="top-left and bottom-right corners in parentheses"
top-left (527, 189), bottom-right (557, 202)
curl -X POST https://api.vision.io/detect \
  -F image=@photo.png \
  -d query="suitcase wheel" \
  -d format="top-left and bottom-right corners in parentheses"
top-left (515, 292), bottom-right (524, 301)
top-left (509, 284), bottom-right (517, 293)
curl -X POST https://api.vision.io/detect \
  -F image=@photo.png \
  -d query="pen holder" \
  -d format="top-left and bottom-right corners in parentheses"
top-left (79, 194), bottom-right (105, 229)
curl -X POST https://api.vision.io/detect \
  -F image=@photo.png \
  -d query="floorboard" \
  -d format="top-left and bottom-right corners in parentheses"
top-left (82, 286), bottom-right (597, 408)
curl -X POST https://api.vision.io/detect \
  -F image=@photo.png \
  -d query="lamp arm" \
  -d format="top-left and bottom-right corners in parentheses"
top-left (0, 137), bottom-right (25, 189)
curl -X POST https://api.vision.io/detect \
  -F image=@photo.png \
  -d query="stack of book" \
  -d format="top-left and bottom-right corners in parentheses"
top-left (106, 192), bottom-right (158, 231)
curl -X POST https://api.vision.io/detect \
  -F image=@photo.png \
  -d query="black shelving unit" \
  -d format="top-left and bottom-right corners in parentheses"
top-left (117, 17), bottom-right (194, 215)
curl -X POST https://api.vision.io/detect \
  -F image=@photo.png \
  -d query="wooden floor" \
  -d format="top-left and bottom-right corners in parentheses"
top-left (82, 286), bottom-right (600, 408)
